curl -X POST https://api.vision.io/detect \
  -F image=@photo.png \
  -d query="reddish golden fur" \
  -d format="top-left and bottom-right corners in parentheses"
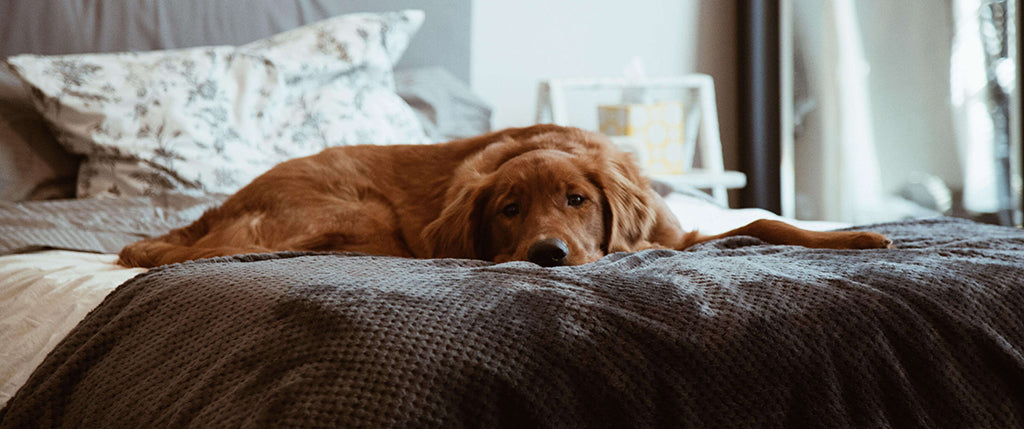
top-left (118, 125), bottom-right (891, 268)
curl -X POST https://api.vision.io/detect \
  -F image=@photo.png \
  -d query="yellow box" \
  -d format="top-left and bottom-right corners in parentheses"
top-left (597, 101), bottom-right (687, 174)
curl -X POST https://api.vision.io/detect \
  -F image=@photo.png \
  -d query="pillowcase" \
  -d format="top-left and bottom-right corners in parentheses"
top-left (7, 10), bottom-right (429, 198)
top-left (394, 67), bottom-right (493, 141)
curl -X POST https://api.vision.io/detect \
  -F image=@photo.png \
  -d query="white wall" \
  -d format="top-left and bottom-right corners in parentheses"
top-left (471, 1), bottom-right (695, 129)
top-left (469, 0), bottom-right (741, 182)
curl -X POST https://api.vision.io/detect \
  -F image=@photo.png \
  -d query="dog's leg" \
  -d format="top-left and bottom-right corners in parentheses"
top-left (683, 219), bottom-right (892, 250)
top-left (118, 240), bottom-right (271, 268)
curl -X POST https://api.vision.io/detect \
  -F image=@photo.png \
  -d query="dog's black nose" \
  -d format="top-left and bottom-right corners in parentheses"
top-left (527, 238), bottom-right (569, 267)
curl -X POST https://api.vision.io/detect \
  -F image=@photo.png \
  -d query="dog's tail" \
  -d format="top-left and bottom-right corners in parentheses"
top-left (117, 209), bottom-right (268, 268)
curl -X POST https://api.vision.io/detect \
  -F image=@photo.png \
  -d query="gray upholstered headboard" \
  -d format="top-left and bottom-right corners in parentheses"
top-left (0, 0), bottom-right (471, 82)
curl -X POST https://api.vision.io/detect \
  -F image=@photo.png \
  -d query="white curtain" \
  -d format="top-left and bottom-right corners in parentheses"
top-left (791, 0), bottom-right (1014, 224)
top-left (951, 0), bottom-right (1007, 215)
top-left (792, 0), bottom-right (886, 224)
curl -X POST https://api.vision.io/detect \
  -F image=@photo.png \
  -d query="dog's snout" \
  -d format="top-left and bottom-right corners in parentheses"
top-left (527, 238), bottom-right (569, 267)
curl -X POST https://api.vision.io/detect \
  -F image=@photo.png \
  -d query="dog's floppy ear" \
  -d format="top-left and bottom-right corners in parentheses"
top-left (422, 175), bottom-right (489, 259)
top-left (590, 149), bottom-right (657, 253)
top-left (422, 136), bottom-right (525, 260)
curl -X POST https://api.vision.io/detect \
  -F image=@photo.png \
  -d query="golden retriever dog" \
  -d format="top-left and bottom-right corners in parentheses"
top-left (118, 124), bottom-right (892, 268)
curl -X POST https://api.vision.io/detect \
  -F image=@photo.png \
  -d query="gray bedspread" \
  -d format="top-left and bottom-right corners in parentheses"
top-left (2, 218), bottom-right (1024, 427)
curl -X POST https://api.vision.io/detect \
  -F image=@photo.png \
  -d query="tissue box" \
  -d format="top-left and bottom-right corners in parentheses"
top-left (597, 101), bottom-right (687, 174)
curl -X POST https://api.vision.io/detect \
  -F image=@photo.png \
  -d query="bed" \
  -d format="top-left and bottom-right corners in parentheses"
top-left (2, 1), bottom-right (1024, 427)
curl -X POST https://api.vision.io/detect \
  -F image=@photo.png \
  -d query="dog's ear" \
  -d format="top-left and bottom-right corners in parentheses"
top-left (590, 150), bottom-right (657, 253)
top-left (422, 177), bottom-right (489, 259)
top-left (423, 137), bottom-right (527, 260)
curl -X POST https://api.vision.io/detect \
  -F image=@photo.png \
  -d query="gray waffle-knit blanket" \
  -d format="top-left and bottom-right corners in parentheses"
top-left (2, 218), bottom-right (1024, 427)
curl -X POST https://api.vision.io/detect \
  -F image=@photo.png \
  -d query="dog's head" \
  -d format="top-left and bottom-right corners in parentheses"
top-left (422, 125), bottom-right (657, 266)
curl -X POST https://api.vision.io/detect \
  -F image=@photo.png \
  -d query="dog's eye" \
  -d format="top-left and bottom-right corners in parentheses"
top-left (567, 194), bottom-right (586, 206)
top-left (501, 203), bottom-right (520, 217)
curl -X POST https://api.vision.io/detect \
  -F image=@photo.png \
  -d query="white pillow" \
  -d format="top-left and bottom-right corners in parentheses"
top-left (7, 10), bottom-right (429, 198)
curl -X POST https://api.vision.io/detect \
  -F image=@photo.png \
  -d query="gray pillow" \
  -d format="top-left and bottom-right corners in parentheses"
top-left (0, 70), bottom-right (78, 201)
top-left (395, 67), bottom-right (492, 140)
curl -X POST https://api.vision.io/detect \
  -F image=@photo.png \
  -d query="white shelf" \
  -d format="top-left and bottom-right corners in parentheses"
top-left (535, 74), bottom-right (741, 207)
top-left (650, 170), bottom-right (747, 191)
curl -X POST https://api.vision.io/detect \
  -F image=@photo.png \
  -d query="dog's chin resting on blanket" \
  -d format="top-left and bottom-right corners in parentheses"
top-left (118, 124), bottom-right (891, 268)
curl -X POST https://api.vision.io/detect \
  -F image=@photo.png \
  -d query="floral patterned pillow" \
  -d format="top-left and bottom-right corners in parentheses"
top-left (6, 10), bottom-right (430, 198)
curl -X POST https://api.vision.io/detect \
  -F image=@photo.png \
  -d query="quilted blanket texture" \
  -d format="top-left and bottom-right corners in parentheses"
top-left (2, 218), bottom-right (1023, 427)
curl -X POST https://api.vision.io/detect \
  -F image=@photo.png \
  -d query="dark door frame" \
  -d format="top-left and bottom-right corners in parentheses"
top-left (738, 0), bottom-right (782, 213)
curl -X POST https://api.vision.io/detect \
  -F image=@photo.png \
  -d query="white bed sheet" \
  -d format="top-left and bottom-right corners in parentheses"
top-left (0, 192), bottom-right (848, 408)
top-left (0, 251), bottom-right (145, 406)
top-left (662, 193), bottom-right (849, 235)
